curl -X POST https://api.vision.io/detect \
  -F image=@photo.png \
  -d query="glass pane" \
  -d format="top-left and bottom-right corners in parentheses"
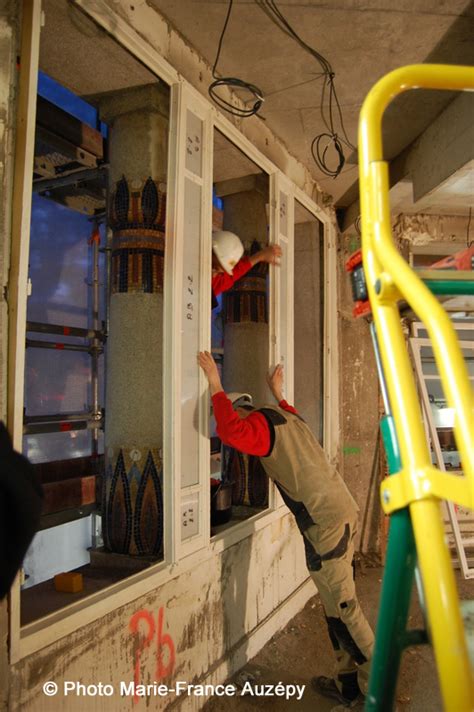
top-left (28, 196), bottom-right (92, 327)
top-left (210, 128), bottom-right (271, 531)
top-left (25, 349), bottom-right (91, 416)
top-left (21, 4), bottom-right (169, 623)
top-left (294, 200), bottom-right (324, 443)
top-left (24, 430), bottom-right (95, 464)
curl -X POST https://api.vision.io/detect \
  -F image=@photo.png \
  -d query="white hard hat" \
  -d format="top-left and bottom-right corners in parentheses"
top-left (212, 231), bottom-right (244, 275)
top-left (227, 393), bottom-right (254, 409)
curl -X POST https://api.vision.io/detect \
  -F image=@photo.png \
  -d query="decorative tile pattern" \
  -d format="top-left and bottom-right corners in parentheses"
top-left (106, 450), bottom-right (133, 553)
top-left (225, 241), bottom-right (268, 324)
top-left (248, 456), bottom-right (269, 507)
top-left (103, 448), bottom-right (163, 556)
top-left (134, 452), bottom-right (163, 556)
top-left (111, 176), bottom-right (166, 232)
top-left (224, 446), bottom-right (269, 508)
top-left (110, 176), bottom-right (166, 294)
top-left (222, 446), bottom-right (244, 505)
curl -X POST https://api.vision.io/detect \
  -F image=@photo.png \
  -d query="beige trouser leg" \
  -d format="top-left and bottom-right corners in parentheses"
top-left (304, 520), bottom-right (374, 695)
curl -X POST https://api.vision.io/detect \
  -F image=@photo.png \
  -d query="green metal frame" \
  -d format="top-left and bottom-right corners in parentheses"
top-left (366, 414), bottom-right (428, 711)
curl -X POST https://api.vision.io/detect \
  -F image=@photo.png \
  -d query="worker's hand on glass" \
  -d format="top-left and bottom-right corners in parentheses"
top-left (249, 244), bottom-right (282, 267)
top-left (267, 363), bottom-right (284, 403)
top-left (198, 351), bottom-right (224, 396)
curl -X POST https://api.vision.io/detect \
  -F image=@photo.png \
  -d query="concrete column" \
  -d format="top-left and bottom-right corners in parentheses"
top-left (100, 84), bottom-right (169, 556)
top-left (220, 183), bottom-right (270, 507)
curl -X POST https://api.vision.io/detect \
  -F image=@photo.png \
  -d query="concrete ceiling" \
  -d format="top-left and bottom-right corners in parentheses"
top-left (149, 0), bottom-right (474, 215)
top-left (40, 0), bottom-right (474, 219)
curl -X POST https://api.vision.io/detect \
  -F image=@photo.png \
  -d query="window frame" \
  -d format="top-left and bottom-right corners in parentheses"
top-left (8, 0), bottom-right (339, 662)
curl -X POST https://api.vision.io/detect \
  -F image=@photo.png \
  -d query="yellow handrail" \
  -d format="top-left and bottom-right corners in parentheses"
top-left (358, 64), bottom-right (474, 711)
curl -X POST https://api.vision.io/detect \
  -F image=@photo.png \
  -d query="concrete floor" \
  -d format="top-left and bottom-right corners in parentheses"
top-left (203, 560), bottom-right (474, 712)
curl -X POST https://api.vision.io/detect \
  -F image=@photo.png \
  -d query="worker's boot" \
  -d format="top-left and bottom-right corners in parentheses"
top-left (311, 674), bottom-right (363, 708)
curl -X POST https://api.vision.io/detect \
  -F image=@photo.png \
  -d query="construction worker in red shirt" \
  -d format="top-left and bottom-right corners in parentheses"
top-left (211, 230), bottom-right (282, 307)
top-left (198, 351), bottom-right (374, 708)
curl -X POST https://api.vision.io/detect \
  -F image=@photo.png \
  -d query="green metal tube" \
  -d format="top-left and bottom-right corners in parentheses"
top-left (423, 280), bottom-right (474, 296)
top-left (365, 416), bottom-right (418, 711)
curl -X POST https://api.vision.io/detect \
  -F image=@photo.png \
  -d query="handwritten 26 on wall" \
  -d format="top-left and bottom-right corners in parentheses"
top-left (129, 607), bottom-right (176, 697)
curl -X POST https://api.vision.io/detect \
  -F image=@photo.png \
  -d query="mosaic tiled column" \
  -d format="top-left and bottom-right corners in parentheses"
top-left (221, 186), bottom-right (270, 507)
top-left (100, 84), bottom-right (169, 555)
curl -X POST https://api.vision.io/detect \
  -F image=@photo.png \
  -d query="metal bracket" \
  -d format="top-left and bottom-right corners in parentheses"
top-left (381, 465), bottom-right (474, 514)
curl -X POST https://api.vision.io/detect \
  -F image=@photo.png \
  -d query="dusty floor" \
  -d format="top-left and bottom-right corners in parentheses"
top-left (203, 559), bottom-right (474, 712)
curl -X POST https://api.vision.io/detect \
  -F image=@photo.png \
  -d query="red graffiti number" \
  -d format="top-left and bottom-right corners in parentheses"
top-left (129, 607), bottom-right (176, 700)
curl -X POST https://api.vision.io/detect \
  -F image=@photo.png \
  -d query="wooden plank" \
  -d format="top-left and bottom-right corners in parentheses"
top-left (36, 96), bottom-right (104, 158)
top-left (42, 475), bottom-right (97, 514)
top-left (32, 455), bottom-right (103, 484)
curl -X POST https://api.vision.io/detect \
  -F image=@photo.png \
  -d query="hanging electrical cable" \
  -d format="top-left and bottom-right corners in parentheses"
top-left (255, 0), bottom-right (356, 178)
top-left (209, 0), bottom-right (264, 118)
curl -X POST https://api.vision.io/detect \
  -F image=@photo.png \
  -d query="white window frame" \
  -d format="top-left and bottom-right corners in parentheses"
top-left (8, 0), bottom-right (339, 662)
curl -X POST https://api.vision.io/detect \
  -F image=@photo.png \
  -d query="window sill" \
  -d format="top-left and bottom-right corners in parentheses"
top-left (14, 505), bottom-right (288, 662)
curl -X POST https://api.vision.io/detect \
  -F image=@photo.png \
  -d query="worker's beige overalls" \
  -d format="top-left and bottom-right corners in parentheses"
top-left (257, 405), bottom-right (374, 696)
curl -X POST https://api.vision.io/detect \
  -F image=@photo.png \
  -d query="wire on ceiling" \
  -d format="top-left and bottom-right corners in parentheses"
top-left (255, 0), bottom-right (356, 178)
top-left (209, 0), bottom-right (264, 118)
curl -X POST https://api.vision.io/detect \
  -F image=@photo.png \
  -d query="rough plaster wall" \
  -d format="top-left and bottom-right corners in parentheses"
top-left (392, 213), bottom-right (472, 246)
top-left (10, 513), bottom-right (308, 711)
top-left (294, 221), bottom-right (323, 441)
top-left (338, 233), bottom-right (380, 553)
top-left (0, 2), bottom-right (18, 709)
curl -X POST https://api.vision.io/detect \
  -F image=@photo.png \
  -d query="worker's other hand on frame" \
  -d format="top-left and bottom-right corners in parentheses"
top-left (251, 244), bottom-right (282, 267)
top-left (267, 363), bottom-right (284, 403)
top-left (198, 351), bottom-right (224, 396)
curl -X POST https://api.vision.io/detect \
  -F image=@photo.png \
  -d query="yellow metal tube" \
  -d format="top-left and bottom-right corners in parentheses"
top-left (358, 64), bottom-right (474, 710)
top-left (410, 498), bottom-right (474, 711)
top-left (367, 161), bottom-right (473, 491)
top-left (358, 66), bottom-right (474, 494)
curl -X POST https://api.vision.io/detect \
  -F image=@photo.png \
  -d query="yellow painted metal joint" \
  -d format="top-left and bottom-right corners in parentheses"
top-left (374, 272), bottom-right (402, 303)
top-left (381, 466), bottom-right (474, 514)
top-left (380, 467), bottom-right (432, 514)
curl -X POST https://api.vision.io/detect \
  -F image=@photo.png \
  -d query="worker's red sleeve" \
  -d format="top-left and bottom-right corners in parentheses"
top-left (211, 256), bottom-right (253, 297)
top-left (211, 391), bottom-right (271, 456)
top-left (278, 399), bottom-right (298, 415)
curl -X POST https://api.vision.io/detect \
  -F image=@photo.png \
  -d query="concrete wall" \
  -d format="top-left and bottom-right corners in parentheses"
top-left (392, 213), bottom-right (472, 247)
top-left (338, 233), bottom-right (380, 553)
top-left (10, 513), bottom-right (310, 711)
